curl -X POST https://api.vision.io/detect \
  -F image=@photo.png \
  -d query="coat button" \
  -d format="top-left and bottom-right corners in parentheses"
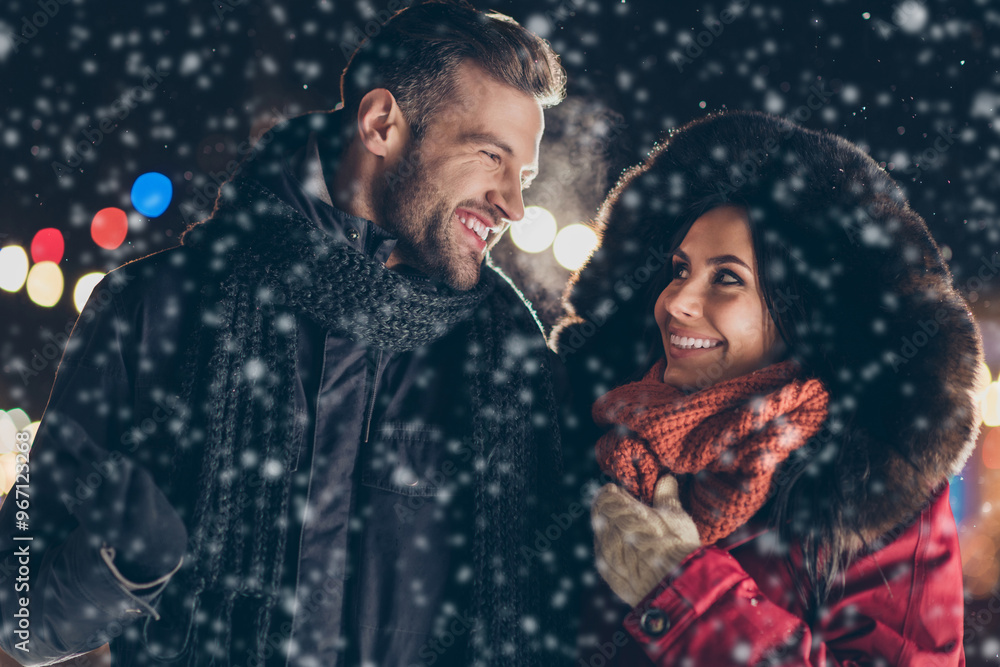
top-left (639, 608), bottom-right (670, 637)
top-left (347, 228), bottom-right (360, 241)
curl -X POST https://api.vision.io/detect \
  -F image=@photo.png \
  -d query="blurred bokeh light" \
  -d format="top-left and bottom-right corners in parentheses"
top-left (511, 206), bottom-right (558, 253)
top-left (91, 207), bottom-right (129, 250)
top-left (131, 172), bottom-right (173, 218)
top-left (73, 272), bottom-right (107, 313)
top-left (0, 247), bottom-right (29, 293)
top-left (25, 261), bottom-right (64, 307)
top-left (553, 223), bottom-right (599, 271)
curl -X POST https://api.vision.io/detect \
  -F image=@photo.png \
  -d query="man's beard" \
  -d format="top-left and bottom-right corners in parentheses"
top-left (376, 144), bottom-right (484, 291)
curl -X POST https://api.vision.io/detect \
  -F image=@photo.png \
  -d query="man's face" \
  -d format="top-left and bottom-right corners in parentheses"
top-left (376, 61), bottom-right (545, 291)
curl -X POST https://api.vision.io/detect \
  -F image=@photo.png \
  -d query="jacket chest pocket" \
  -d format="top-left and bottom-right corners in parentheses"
top-left (360, 423), bottom-right (463, 497)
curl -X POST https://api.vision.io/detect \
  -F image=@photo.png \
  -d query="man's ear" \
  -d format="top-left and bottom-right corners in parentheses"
top-left (355, 88), bottom-right (410, 160)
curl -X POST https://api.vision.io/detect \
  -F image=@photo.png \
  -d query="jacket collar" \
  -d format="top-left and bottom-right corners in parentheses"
top-left (253, 112), bottom-right (397, 266)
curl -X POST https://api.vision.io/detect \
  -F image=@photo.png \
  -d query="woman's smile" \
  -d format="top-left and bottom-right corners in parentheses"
top-left (667, 327), bottom-right (724, 359)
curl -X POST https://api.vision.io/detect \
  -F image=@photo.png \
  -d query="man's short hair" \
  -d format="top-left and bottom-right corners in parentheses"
top-left (340, 0), bottom-right (566, 139)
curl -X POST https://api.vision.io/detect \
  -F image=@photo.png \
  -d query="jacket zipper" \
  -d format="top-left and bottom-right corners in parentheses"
top-left (363, 349), bottom-right (384, 443)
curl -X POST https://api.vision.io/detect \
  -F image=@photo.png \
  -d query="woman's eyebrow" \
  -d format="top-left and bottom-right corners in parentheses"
top-left (673, 249), bottom-right (751, 270)
top-left (708, 254), bottom-right (751, 270)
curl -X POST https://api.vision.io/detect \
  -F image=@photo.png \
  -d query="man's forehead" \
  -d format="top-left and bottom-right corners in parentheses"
top-left (434, 88), bottom-right (543, 148)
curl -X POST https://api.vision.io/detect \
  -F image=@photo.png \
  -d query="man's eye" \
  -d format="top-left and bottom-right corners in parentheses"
top-left (482, 151), bottom-right (500, 163)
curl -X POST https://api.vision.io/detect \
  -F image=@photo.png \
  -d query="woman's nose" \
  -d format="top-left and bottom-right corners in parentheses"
top-left (665, 281), bottom-right (703, 320)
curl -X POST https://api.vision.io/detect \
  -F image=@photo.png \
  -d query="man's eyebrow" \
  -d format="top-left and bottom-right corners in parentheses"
top-left (673, 249), bottom-right (751, 270)
top-left (462, 131), bottom-right (514, 155)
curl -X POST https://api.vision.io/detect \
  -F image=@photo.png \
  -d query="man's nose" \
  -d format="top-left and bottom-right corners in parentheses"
top-left (488, 173), bottom-right (526, 223)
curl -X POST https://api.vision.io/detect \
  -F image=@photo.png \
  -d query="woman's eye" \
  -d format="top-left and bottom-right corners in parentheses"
top-left (672, 263), bottom-right (689, 279)
top-left (715, 269), bottom-right (743, 286)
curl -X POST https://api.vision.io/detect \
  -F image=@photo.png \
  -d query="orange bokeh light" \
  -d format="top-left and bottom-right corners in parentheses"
top-left (983, 427), bottom-right (1000, 470)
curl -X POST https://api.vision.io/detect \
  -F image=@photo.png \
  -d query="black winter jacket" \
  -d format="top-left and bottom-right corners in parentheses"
top-left (0, 115), bottom-right (564, 667)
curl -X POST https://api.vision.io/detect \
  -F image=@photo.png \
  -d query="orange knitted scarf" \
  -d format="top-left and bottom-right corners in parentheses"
top-left (593, 358), bottom-right (829, 545)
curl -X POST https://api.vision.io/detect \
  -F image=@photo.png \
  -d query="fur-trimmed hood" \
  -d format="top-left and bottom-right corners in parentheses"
top-left (553, 111), bottom-right (983, 555)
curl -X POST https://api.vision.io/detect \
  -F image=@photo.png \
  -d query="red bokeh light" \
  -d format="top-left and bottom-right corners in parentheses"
top-left (91, 208), bottom-right (129, 250)
top-left (30, 228), bottom-right (64, 264)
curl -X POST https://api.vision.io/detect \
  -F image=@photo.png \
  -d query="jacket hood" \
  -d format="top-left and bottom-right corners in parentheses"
top-left (553, 111), bottom-right (983, 551)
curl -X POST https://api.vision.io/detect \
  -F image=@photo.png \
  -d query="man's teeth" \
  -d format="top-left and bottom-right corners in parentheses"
top-left (670, 334), bottom-right (722, 350)
top-left (459, 214), bottom-right (489, 241)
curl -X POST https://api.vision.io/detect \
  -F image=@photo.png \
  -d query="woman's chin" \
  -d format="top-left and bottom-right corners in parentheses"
top-left (662, 368), bottom-right (704, 393)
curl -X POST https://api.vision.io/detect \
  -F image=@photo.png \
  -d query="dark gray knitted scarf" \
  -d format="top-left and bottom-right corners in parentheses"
top-left (141, 175), bottom-right (563, 667)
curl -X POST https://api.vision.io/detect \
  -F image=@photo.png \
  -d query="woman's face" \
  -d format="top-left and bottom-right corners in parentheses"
top-left (655, 205), bottom-right (780, 391)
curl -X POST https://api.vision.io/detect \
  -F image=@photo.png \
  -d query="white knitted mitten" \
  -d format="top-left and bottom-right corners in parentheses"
top-left (591, 476), bottom-right (702, 607)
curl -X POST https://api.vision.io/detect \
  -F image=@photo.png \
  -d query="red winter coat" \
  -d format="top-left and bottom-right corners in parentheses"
top-left (580, 485), bottom-right (964, 666)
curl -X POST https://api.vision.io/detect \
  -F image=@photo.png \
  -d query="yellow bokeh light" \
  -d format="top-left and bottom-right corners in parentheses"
top-left (0, 246), bottom-right (29, 293)
top-left (974, 363), bottom-right (993, 426)
top-left (25, 421), bottom-right (40, 445)
top-left (74, 272), bottom-right (107, 313)
top-left (553, 223), bottom-right (599, 271)
top-left (26, 261), bottom-right (64, 307)
top-left (0, 412), bottom-right (15, 454)
top-left (511, 206), bottom-right (558, 253)
top-left (0, 453), bottom-right (17, 496)
top-left (0, 416), bottom-right (39, 496)
top-left (982, 382), bottom-right (1000, 427)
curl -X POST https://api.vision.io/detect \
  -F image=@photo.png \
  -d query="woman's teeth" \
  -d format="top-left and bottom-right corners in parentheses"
top-left (670, 334), bottom-right (722, 350)
top-left (459, 214), bottom-right (489, 241)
